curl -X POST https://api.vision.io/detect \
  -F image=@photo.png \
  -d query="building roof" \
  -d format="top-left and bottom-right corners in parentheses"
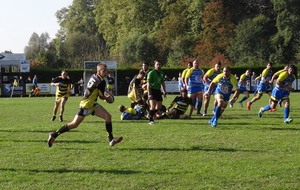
top-left (0, 53), bottom-right (26, 60)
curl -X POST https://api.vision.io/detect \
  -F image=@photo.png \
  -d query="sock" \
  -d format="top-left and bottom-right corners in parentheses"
top-left (284, 107), bottom-right (289, 120)
top-left (191, 98), bottom-right (197, 108)
top-left (105, 122), bottom-right (114, 141)
top-left (215, 106), bottom-right (221, 120)
top-left (263, 105), bottom-right (271, 112)
top-left (149, 110), bottom-right (155, 121)
top-left (240, 96), bottom-right (248, 103)
top-left (54, 125), bottom-right (69, 138)
top-left (197, 101), bottom-right (202, 113)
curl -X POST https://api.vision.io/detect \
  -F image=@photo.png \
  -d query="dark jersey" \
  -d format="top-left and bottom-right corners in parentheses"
top-left (52, 76), bottom-right (73, 96)
top-left (172, 96), bottom-right (192, 113)
top-left (80, 74), bottom-right (106, 109)
top-left (107, 76), bottom-right (115, 85)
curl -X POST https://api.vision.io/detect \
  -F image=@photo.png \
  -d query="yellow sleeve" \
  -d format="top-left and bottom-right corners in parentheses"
top-left (185, 68), bottom-right (194, 78)
top-left (204, 68), bottom-right (215, 77)
top-left (277, 72), bottom-right (288, 82)
top-left (212, 73), bottom-right (224, 83)
top-left (255, 76), bottom-right (261, 81)
top-left (240, 74), bottom-right (246, 81)
top-left (274, 69), bottom-right (285, 76)
top-left (261, 68), bottom-right (269, 77)
top-left (181, 68), bottom-right (189, 79)
top-left (230, 74), bottom-right (239, 90)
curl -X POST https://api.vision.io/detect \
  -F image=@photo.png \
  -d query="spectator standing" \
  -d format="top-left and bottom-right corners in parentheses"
top-left (78, 78), bottom-right (84, 96)
top-left (106, 73), bottom-right (115, 94)
top-left (31, 75), bottom-right (38, 96)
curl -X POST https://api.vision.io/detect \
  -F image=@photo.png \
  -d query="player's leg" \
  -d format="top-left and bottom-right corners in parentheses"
top-left (48, 113), bottom-right (85, 147)
top-left (59, 97), bottom-right (68, 122)
top-left (93, 105), bottom-right (123, 145)
top-left (196, 93), bottom-right (203, 115)
top-left (52, 97), bottom-right (61, 121)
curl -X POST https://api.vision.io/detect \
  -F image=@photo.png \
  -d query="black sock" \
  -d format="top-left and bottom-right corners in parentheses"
top-left (149, 110), bottom-right (155, 121)
top-left (105, 122), bottom-right (114, 141)
top-left (54, 125), bottom-right (69, 138)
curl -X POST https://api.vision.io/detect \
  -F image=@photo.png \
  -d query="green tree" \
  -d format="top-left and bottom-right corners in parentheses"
top-left (24, 32), bottom-right (50, 67)
top-left (270, 0), bottom-right (300, 64)
top-left (194, 0), bottom-right (235, 66)
top-left (228, 15), bottom-right (274, 66)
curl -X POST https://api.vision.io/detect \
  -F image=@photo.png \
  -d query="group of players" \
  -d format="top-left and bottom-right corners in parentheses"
top-left (47, 60), bottom-right (296, 148)
top-left (122, 60), bottom-right (296, 128)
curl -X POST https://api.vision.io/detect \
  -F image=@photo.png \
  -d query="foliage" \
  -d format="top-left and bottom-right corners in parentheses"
top-left (194, 0), bottom-right (235, 66)
top-left (22, 0), bottom-right (300, 68)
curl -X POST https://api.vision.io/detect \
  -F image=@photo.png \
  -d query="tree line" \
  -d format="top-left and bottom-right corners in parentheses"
top-left (24, 0), bottom-right (300, 69)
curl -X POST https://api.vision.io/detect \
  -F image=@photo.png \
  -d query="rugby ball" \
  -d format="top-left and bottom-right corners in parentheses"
top-left (104, 91), bottom-right (114, 103)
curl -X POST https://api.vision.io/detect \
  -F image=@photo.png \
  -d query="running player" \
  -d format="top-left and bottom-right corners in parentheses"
top-left (202, 61), bottom-right (221, 116)
top-left (51, 70), bottom-right (73, 122)
top-left (237, 69), bottom-right (251, 107)
top-left (247, 62), bottom-right (273, 110)
top-left (184, 59), bottom-right (204, 116)
top-left (269, 64), bottom-right (289, 108)
top-left (258, 65), bottom-right (295, 124)
top-left (204, 67), bottom-right (239, 127)
top-left (47, 64), bottom-right (123, 147)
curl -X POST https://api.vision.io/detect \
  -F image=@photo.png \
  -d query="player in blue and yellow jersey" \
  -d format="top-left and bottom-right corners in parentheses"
top-left (258, 65), bottom-right (296, 124)
top-left (118, 105), bottom-right (144, 120)
top-left (202, 61), bottom-right (221, 116)
top-left (179, 62), bottom-right (192, 93)
top-left (269, 64), bottom-right (289, 108)
top-left (247, 62), bottom-right (273, 110)
top-left (47, 64), bottom-right (123, 147)
top-left (204, 67), bottom-right (239, 127)
top-left (51, 70), bottom-right (74, 122)
top-left (185, 59), bottom-right (204, 115)
top-left (237, 69), bottom-right (251, 107)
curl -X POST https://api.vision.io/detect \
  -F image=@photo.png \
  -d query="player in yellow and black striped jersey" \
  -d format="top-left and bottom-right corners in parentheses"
top-left (47, 64), bottom-right (123, 148)
top-left (51, 70), bottom-right (73, 122)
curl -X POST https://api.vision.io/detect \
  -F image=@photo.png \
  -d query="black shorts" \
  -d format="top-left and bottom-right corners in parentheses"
top-left (149, 88), bottom-right (163, 101)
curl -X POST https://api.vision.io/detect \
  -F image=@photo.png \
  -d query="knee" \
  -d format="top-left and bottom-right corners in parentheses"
top-left (105, 113), bottom-right (112, 122)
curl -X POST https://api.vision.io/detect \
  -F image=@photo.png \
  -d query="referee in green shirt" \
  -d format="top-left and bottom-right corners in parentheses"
top-left (147, 59), bottom-right (167, 125)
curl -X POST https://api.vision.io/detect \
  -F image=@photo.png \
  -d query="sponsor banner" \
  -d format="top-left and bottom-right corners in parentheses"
top-left (1, 84), bottom-right (25, 96)
top-left (165, 81), bottom-right (180, 93)
top-left (20, 60), bottom-right (30, 72)
top-left (26, 83), bottom-right (50, 94)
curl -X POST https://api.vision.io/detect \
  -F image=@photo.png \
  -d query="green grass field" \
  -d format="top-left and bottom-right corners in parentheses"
top-left (0, 94), bottom-right (299, 190)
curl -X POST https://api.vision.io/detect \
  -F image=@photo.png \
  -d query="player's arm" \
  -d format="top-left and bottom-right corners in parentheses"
top-left (184, 69), bottom-right (192, 89)
top-left (51, 81), bottom-right (61, 87)
top-left (230, 76), bottom-right (240, 103)
top-left (203, 68), bottom-right (213, 84)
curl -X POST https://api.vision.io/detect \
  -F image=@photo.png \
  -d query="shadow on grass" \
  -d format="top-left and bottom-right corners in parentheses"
top-left (0, 168), bottom-right (140, 174)
top-left (0, 129), bottom-right (80, 133)
top-left (269, 127), bottom-right (300, 131)
top-left (0, 139), bottom-right (99, 144)
top-left (119, 146), bottom-right (261, 153)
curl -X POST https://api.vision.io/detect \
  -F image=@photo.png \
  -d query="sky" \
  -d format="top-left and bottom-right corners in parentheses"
top-left (0, 0), bottom-right (73, 53)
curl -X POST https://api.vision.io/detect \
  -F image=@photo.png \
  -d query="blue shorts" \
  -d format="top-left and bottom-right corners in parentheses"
top-left (257, 83), bottom-right (273, 94)
top-left (215, 88), bottom-right (231, 102)
top-left (204, 84), bottom-right (216, 94)
top-left (239, 86), bottom-right (248, 94)
top-left (271, 88), bottom-right (289, 102)
top-left (188, 85), bottom-right (204, 95)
